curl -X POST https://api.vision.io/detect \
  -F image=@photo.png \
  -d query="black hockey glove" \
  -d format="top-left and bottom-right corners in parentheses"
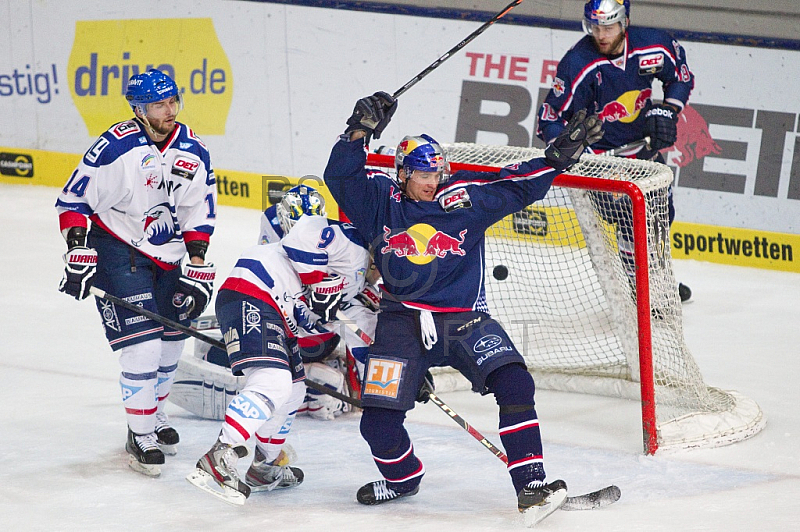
top-left (309, 274), bottom-right (345, 324)
top-left (345, 91), bottom-right (398, 140)
top-left (172, 263), bottom-right (216, 321)
top-left (644, 104), bottom-right (678, 150)
top-left (416, 371), bottom-right (435, 404)
top-left (59, 246), bottom-right (98, 300)
top-left (544, 109), bottom-right (604, 172)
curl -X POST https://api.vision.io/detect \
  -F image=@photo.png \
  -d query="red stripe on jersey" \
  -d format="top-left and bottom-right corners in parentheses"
top-left (299, 271), bottom-right (326, 285)
top-left (58, 211), bottom-right (88, 232)
top-left (183, 230), bottom-right (211, 243)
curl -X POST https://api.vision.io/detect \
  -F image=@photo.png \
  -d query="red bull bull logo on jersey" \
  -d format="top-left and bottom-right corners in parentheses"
top-left (381, 224), bottom-right (468, 265)
top-left (598, 88), bottom-right (651, 123)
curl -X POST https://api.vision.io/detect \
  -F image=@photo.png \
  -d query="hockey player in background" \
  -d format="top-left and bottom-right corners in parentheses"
top-left (537, 0), bottom-right (694, 303)
top-left (324, 91), bottom-right (603, 526)
top-left (55, 69), bottom-right (217, 477)
top-left (186, 238), bottom-right (345, 504)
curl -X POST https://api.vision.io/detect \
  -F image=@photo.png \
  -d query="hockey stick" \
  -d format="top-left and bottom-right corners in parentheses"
top-left (319, 313), bottom-right (620, 509)
top-left (392, 0), bottom-right (523, 99)
top-left (427, 390), bottom-right (620, 511)
top-left (427, 391), bottom-right (508, 462)
top-left (601, 136), bottom-right (651, 157)
top-left (88, 286), bottom-right (360, 407)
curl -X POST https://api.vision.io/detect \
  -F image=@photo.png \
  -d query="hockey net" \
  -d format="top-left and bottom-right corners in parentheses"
top-left (366, 145), bottom-right (764, 454)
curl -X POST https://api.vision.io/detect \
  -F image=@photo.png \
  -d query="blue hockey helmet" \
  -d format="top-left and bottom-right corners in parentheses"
top-left (276, 184), bottom-right (326, 235)
top-left (583, 0), bottom-right (630, 35)
top-left (395, 134), bottom-right (449, 184)
top-left (125, 69), bottom-right (182, 115)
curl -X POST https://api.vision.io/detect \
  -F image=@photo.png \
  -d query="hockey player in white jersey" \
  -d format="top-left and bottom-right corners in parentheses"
top-left (186, 241), bottom-right (345, 504)
top-left (172, 185), bottom-right (380, 421)
top-left (55, 69), bottom-right (217, 477)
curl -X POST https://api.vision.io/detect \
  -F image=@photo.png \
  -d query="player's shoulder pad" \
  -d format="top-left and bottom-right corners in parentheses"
top-left (327, 218), bottom-right (369, 249)
top-left (562, 36), bottom-right (602, 71)
top-left (627, 26), bottom-right (676, 53)
top-left (175, 124), bottom-right (212, 167)
top-left (81, 120), bottom-right (144, 167)
top-left (366, 168), bottom-right (393, 183)
top-left (292, 213), bottom-right (329, 233)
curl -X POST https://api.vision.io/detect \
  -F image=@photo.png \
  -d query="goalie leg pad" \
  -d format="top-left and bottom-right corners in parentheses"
top-left (169, 355), bottom-right (244, 420)
top-left (304, 362), bottom-right (348, 420)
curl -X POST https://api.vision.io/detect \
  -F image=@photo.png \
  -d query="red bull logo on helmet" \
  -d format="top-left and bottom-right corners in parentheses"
top-left (598, 88), bottom-right (651, 123)
top-left (381, 223), bottom-right (468, 265)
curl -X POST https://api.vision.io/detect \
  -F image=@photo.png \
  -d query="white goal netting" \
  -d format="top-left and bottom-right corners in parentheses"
top-left (367, 144), bottom-right (764, 453)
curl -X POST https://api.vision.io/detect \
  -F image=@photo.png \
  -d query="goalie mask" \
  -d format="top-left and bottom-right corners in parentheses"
top-left (276, 184), bottom-right (326, 235)
top-left (125, 69), bottom-right (183, 117)
top-left (583, 0), bottom-right (630, 35)
top-left (394, 134), bottom-right (449, 187)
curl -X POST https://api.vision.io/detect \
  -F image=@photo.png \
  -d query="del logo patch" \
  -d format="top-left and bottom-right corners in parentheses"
top-left (363, 358), bottom-right (404, 398)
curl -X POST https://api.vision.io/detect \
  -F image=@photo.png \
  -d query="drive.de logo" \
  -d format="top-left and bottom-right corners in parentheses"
top-left (67, 18), bottom-right (232, 136)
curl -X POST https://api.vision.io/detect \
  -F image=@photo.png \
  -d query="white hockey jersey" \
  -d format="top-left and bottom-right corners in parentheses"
top-left (218, 243), bottom-right (313, 338)
top-left (280, 215), bottom-right (371, 303)
top-left (55, 119), bottom-right (217, 269)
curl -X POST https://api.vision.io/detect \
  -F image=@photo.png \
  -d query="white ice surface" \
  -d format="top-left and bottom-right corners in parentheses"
top-left (2, 183), bottom-right (799, 531)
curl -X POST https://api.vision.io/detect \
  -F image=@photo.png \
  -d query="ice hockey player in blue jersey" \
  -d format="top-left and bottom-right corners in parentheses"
top-left (324, 91), bottom-right (603, 526)
top-left (55, 69), bottom-right (217, 477)
top-left (537, 0), bottom-right (694, 303)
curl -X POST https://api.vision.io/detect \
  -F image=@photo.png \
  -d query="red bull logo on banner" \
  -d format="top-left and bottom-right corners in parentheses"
top-left (363, 358), bottom-right (404, 398)
top-left (663, 104), bottom-right (721, 167)
top-left (598, 88), bottom-right (651, 123)
top-left (381, 224), bottom-right (467, 265)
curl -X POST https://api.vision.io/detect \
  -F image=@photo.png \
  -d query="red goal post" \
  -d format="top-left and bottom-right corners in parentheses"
top-left (366, 145), bottom-right (764, 455)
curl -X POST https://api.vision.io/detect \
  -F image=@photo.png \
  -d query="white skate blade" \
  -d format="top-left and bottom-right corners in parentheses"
top-left (186, 469), bottom-right (247, 506)
top-left (127, 455), bottom-right (161, 477)
top-left (522, 488), bottom-right (567, 528)
top-left (158, 443), bottom-right (178, 456)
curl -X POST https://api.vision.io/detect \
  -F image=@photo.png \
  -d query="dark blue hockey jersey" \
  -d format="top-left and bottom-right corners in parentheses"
top-left (324, 136), bottom-right (560, 313)
top-left (537, 26), bottom-right (694, 153)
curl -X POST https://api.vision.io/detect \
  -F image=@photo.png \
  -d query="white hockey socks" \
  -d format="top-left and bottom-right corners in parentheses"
top-left (219, 367), bottom-right (292, 445)
top-left (118, 340), bottom-right (161, 434)
top-left (157, 339), bottom-right (184, 412)
top-left (254, 380), bottom-right (305, 463)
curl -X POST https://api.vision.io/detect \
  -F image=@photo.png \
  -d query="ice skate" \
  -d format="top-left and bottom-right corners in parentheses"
top-left (356, 479), bottom-right (419, 505)
top-left (125, 428), bottom-right (165, 477)
top-left (245, 447), bottom-right (304, 492)
top-left (186, 440), bottom-right (250, 505)
top-left (154, 412), bottom-right (179, 455)
top-left (518, 479), bottom-right (567, 528)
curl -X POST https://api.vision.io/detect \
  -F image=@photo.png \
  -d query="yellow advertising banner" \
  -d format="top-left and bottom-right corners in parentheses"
top-left (67, 18), bottom-right (232, 136)
top-left (3, 146), bottom-right (798, 274)
top-left (671, 221), bottom-right (798, 272)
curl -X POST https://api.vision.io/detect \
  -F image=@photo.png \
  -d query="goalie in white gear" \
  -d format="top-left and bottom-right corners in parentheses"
top-left (171, 183), bottom-right (380, 423)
